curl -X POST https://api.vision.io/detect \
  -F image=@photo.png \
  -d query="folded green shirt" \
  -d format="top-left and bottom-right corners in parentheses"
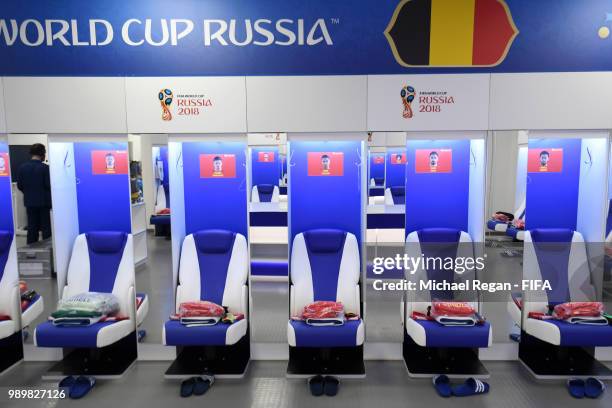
top-left (51, 309), bottom-right (103, 319)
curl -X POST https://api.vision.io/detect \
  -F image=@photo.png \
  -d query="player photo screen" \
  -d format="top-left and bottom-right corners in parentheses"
top-left (307, 152), bottom-right (344, 176)
top-left (528, 148), bottom-right (563, 173)
top-left (415, 148), bottom-right (452, 173)
top-left (200, 153), bottom-right (237, 178)
top-left (91, 150), bottom-right (128, 175)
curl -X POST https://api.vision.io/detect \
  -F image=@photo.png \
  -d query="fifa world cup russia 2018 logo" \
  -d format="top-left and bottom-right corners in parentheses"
top-left (158, 89), bottom-right (173, 121)
top-left (400, 85), bottom-right (416, 119)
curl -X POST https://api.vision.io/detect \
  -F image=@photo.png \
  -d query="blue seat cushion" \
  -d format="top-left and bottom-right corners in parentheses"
top-left (542, 320), bottom-right (612, 347)
top-left (390, 186), bottom-right (405, 205)
top-left (164, 320), bottom-right (240, 346)
top-left (35, 321), bottom-right (118, 348)
top-left (414, 320), bottom-right (491, 348)
top-left (487, 219), bottom-right (506, 230)
top-left (290, 319), bottom-right (362, 348)
top-left (150, 215), bottom-right (171, 225)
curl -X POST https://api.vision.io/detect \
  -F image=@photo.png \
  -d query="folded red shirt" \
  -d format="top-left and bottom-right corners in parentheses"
top-left (553, 302), bottom-right (604, 320)
top-left (302, 301), bottom-right (344, 319)
top-left (431, 301), bottom-right (475, 317)
top-left (178, 301), bottom-right (225, 318)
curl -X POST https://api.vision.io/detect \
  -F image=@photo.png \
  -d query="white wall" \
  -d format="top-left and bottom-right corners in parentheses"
top-left (486, 131), bottom-right (519, 216)
top-left (368, 74), bottom-right (490, 131)
top-left (126, 77), bottom-right (247, 133)
top-left (577, 135), bottom-right (609, 242)
top-left (468, 138), bottom-right (486, 244)
top-left (140, 134), bottom-right (168, 225)
top-left (490, 73), bottom-right (612, 130)
top-left (47, 141), bottom-right (79, 296)
top-left (4, 77), bottom-right (128, 133)
top-left (3, 73), bottom-right (612, 133)
top-left (168, 139), bottom-right (185, 292)
top-left (246, 76), bottom-right (367, 132)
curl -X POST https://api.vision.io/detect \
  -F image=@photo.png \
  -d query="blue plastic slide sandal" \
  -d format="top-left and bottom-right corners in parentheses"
top-left (58, 376), bottom-right (75, 391)
top-left (323, 376), bottom-right (339, 396)
top-left (180, 377), bottom-right (196, 398)
top-left (308, 375), bottom-right (325, 396)
top-left (193, 375), bottom-right (214, 396)
top-left (432, 375), bottom-right (452, 398)
top-left (566, 379), bottom-right (585, 399)
top-left (69, 376), bottom-right (96, 399)
top-left (452, 378), bottom-right (489, 397)
top-left (585, 378), bottom-right (605, 399)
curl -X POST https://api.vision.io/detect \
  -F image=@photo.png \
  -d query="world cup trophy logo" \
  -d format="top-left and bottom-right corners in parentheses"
top-left (400, 85), bottom-right (416, 119)
top-left (158, 89), bottom-right (173, 121)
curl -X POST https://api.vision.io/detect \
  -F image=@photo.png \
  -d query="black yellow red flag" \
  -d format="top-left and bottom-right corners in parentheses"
top-left (385, 0), bottom-right (518, 67)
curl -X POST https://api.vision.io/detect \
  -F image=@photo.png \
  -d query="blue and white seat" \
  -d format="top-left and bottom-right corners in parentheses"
top-left (487, 199), bottom-right (525, 234)
top-left (506, 225), bottom-right (526, 241)
top-left (404, 228), bottom-right (492, 348)
top-left (0, 231), bottom-right (20, 341)
top-left (35, 232), bottom-right (136, 349)
top-left (370, 177), bottom-right (384, 187)
top-left (288, 229), bottom-right (364, 348)
top-left (251, 184), bottom-right (280, 203)
top-left (519, 229), bottom-right (612, 346)
top-left (163, 230), bottom-right (248, 346)
top-left (384, 186), bottom-right (406, 206)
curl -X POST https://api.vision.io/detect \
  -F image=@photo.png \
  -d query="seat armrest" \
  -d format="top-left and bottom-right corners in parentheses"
top-left (290, 284), bottom-right (297, 317)
top-left (128, 285), bottom-right (136, 322)
top-left (10, 285), bottom-right (21, 325)
top-left (241, 285), bottom-right (248, 316)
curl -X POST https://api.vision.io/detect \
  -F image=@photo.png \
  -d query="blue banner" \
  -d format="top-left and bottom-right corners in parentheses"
top-left (2, 0), bottom-right (612, 75)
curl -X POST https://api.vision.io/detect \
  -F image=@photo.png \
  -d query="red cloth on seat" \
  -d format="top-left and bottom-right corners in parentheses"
top-left (302, 301), bottom-right (344, 319)
top-left (178, 301), bottom-right (225, 318)
top-left (431, 301), bottom-right (475, 317)
top-left (553, 302), bottom-right (604, 320)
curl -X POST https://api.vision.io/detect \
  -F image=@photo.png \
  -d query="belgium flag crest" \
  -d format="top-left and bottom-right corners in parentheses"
top-left (385, 0), bottom-right (518, 67)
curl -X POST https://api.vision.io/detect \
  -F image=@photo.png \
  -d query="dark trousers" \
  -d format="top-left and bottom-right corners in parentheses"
top-left (26, 207), bottom-right (51, 244)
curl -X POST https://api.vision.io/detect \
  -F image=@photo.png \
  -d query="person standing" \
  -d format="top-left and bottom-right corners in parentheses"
top-left (17, 143), bottom-right (52, 244)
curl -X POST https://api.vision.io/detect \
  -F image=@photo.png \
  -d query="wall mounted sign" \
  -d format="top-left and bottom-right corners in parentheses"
top-left (3, 0), bottom-right (612, 75)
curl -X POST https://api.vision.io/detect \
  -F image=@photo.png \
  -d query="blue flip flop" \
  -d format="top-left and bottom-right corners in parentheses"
top-left (180, 377), bottom-right (196, 398)
top-left (308, 375), bottom-right (324, 396)
top-left (432, 375), bottom-right (452, 398)
top-left (323, 376), bottom-right (339, 396)
top-left (69, 376), bottom-right (96, 399)
top-left (566, 379), bottom-right (585, 399)
top-left (59, 376), bottom-right (75, 389)
top-left (193, 375), bottom-right (214, 396)
top-left (585, 378), bottom-right (605, 399)
top-left (452, 378), bottom-right (489, 397)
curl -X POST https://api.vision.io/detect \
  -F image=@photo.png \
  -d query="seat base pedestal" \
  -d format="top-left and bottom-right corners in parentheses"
top-left (41, 331), bottom-right (138, 380)
top-left (403, 332), bottom-right (489, 379)
top-left (0, 331), bottom-right (24, 376)
top-left (287, 345), bottom-right (365, 378)
top-left (519, 331), bottom-right (612, 380)
top-left (165, 334), bottom-right (250, 379)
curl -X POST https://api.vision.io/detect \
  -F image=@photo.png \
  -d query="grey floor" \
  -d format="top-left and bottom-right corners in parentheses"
top-left (1, 360), bottom-right (612, 408)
